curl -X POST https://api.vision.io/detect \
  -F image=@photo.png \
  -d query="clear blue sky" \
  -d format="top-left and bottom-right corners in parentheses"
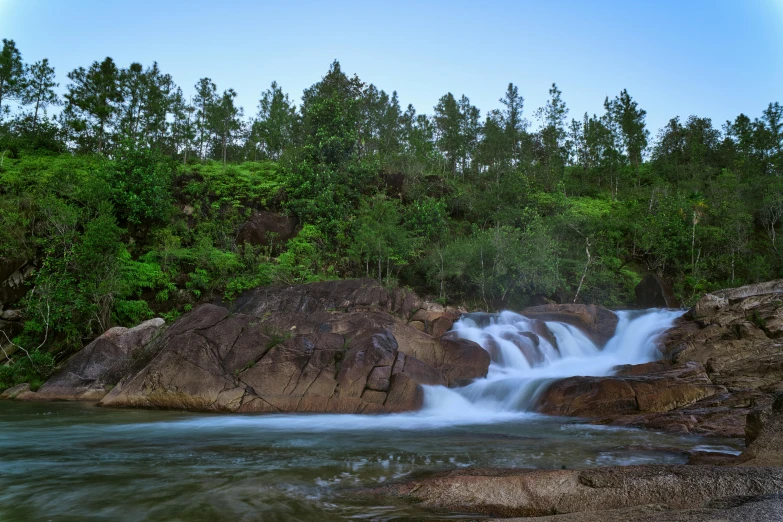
top-left (1, 0), bottom-right (781, 134)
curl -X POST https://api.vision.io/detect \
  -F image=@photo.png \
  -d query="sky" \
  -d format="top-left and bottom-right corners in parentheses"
top-left (1, 0), bottom-right (781, 135)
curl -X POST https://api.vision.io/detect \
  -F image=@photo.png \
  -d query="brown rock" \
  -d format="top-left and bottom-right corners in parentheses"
top-left (99, 297), bottom-right (463, 414)
top-left (537, 362), bottom-right (723, 418)
top-left (738, 393), bottom-right (783, 466)
top-left (33, 318), bottom-right (165, 401)
top-left (374, 465), bottom-right (783, 518)
top-left (520, 304), bottom-right (619, 347)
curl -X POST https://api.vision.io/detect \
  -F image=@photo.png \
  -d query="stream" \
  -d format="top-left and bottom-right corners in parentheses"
top-left (0, 309), bottom-right (743, 521)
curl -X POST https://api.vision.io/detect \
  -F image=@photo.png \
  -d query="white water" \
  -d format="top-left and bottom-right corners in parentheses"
top-left (422, 308), bottom-right (684, 416)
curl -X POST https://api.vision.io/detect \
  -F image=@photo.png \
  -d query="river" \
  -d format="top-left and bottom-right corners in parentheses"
top-left (0, 309), bottom-right (742, 520)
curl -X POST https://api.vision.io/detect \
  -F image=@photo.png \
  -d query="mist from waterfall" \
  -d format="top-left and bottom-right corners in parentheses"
top-left (421, 308), bottom-right (684, 416)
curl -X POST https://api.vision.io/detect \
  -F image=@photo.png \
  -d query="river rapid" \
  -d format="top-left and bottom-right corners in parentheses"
top-left (0, 309), bottom-right (742, 521)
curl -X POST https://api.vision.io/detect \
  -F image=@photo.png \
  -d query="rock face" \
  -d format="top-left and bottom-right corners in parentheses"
top-left (94, 279), bottom-right (488, 413)
top-left (34, 318), bottom-right (166, 401)
top-left (536, 280), bottom-right (783, 438)
top-left (0, 257), bottom-right (34, 309)
top-left (374, 465), bottom-right (783, 518)
top-left (635, 274), bottom-right (679, 308)
top-left (738, 392), bottom-right (783, 467)
top-left (519, 303), bottom-right (619, 347)
top-left (236, 211), bottom-right (299, 251)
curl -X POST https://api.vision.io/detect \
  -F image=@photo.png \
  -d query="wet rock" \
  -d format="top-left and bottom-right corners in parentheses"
top-left (520, 304), bottom-right (619, 347)
top-left (373, 465), bottom-right (783, 518)
top-left (537, 362), bottom-right (723, 418)
top-left (34, 318), bottom-right (165, 401)
top-left (635, 274), bottom-right (679, 308)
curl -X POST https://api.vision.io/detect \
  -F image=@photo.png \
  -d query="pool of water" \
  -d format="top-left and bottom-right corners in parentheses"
top-left (0, 401), bottom-right (742, 521)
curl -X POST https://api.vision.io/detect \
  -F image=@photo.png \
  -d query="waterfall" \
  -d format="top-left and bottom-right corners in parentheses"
top-left (421, 308), bottom-right (684, 415)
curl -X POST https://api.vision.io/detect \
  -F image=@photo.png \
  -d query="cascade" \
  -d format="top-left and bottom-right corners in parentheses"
top-left (421, 308), bottom-right (684, 415)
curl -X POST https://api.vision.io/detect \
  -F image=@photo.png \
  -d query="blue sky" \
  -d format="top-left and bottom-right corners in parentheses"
top-left (1, 0), bottom-right (781, 134)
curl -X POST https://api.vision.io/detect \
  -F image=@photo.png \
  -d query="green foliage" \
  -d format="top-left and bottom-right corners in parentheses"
top-left (0, 349), bottom-right (55, 391)
top-left (104, 144), bottom-right (173, 224)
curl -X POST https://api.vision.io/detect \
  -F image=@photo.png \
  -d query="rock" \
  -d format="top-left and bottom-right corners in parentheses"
top-left (635, 274), bottom-right (679, 308)
top-left (520, 304), bottom-right (619, 347)
top-left (373, 465), bottom-right (783, 518)
top-left (500, 494), bottom-right (783, 521)
top-left (230, 278), bottom-right (423, 323)
top-left (537, 362), bottom-right (723, 418)
top-left (34, 318), bottom-right (165, 401)
top-left (537, 280), bottom-right (783, 438)
top-left (0, 383), bottom-right (30, 399)
top-left (0, 319), bottom-right (22, 345)
top-left (236, 211), bottom-right (299, 251)
top-left (409, 308), bottom-right (459, 338)
top-left (94, 280), bottom-right (488, 413)
top-left (738, 392), bottom-right (783, 466)
top-left (0, 258), bottom-right (34, 308)
top-left (0, 309), bottom-right (21, 321)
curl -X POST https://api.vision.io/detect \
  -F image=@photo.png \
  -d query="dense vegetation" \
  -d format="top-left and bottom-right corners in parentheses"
top-left (0, 38), bottom-right (781, 389)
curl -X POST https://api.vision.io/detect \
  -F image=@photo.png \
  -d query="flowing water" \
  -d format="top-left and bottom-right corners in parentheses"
top-left (0, 309), bottom-right (742, 521)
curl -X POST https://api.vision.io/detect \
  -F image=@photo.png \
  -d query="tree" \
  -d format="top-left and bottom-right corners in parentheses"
top-left (170, 88), bottom-right (196, 163)
top-left (21, 58), bottom-right (59, 132)
top-left (535, 83), bottom-right (569, 188)
top-left (606, 89), bottom-right (649, 184)
top-left (0, 39), bottom-right (24, 119)
top-left (251, 81), bottom-right (295, 160)
top-left (64, 57), bottom-right (123, 153)
top-left (499, 83), bottom-right (527, 165)
top-left (209, 88), bottom-right (243, 165)
top-left (193, 77), bottom-right (216, 160)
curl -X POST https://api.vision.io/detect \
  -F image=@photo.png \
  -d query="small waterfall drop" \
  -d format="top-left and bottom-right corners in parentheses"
top-left (422, 308), bottom-right (684, 415)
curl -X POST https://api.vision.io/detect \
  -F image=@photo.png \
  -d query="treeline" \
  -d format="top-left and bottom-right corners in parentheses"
top-left (0, 38), bottom-right (782, 387)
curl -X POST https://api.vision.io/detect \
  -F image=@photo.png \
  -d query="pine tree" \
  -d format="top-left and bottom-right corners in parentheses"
top-left (21, 58), bottom-right (59, 132)
top-left (0, 39), bottom-right (25, 119)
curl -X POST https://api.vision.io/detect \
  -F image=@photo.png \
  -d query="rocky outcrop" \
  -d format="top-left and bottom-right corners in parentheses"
top-left (236, 211), bottom-right (299, 251)
top-left (635, 274), bottom-right (679, 308)
top-left (519, 303), bottom-right (618, 347)
top-left (22, 279), bottom-right (486, 413)
top-left (0, 257), bottom-right (34, 309)
top-left (373, 465), bottom-right (783, 518)
top-left (33, 318), bottom-right (166, 401)
top-left (535, 280), bottom-right (783, 438)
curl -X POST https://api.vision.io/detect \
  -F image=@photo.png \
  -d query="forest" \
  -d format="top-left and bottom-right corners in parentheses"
top-left (0, 37), bottom-right (781, 389)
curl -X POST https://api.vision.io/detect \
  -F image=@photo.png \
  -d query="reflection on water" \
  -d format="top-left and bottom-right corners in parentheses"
top-left (0, 401), bottom-right (741, 521)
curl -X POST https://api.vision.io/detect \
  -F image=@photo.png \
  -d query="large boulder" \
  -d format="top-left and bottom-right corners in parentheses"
top-left (635, 274), bottom-right (679, 308)
top-left (236, 211), bottom-right (299, 251)
top-left (96, 280), bottom-right (489, 413)
top-left (99, 304), bottom-right (468, 413)
top-left (372, 465), bottom-right (783, 518)
top-left (519, 304), bottom-right (618, 347)
top-left (34, 318), bottom-right (165, 401)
